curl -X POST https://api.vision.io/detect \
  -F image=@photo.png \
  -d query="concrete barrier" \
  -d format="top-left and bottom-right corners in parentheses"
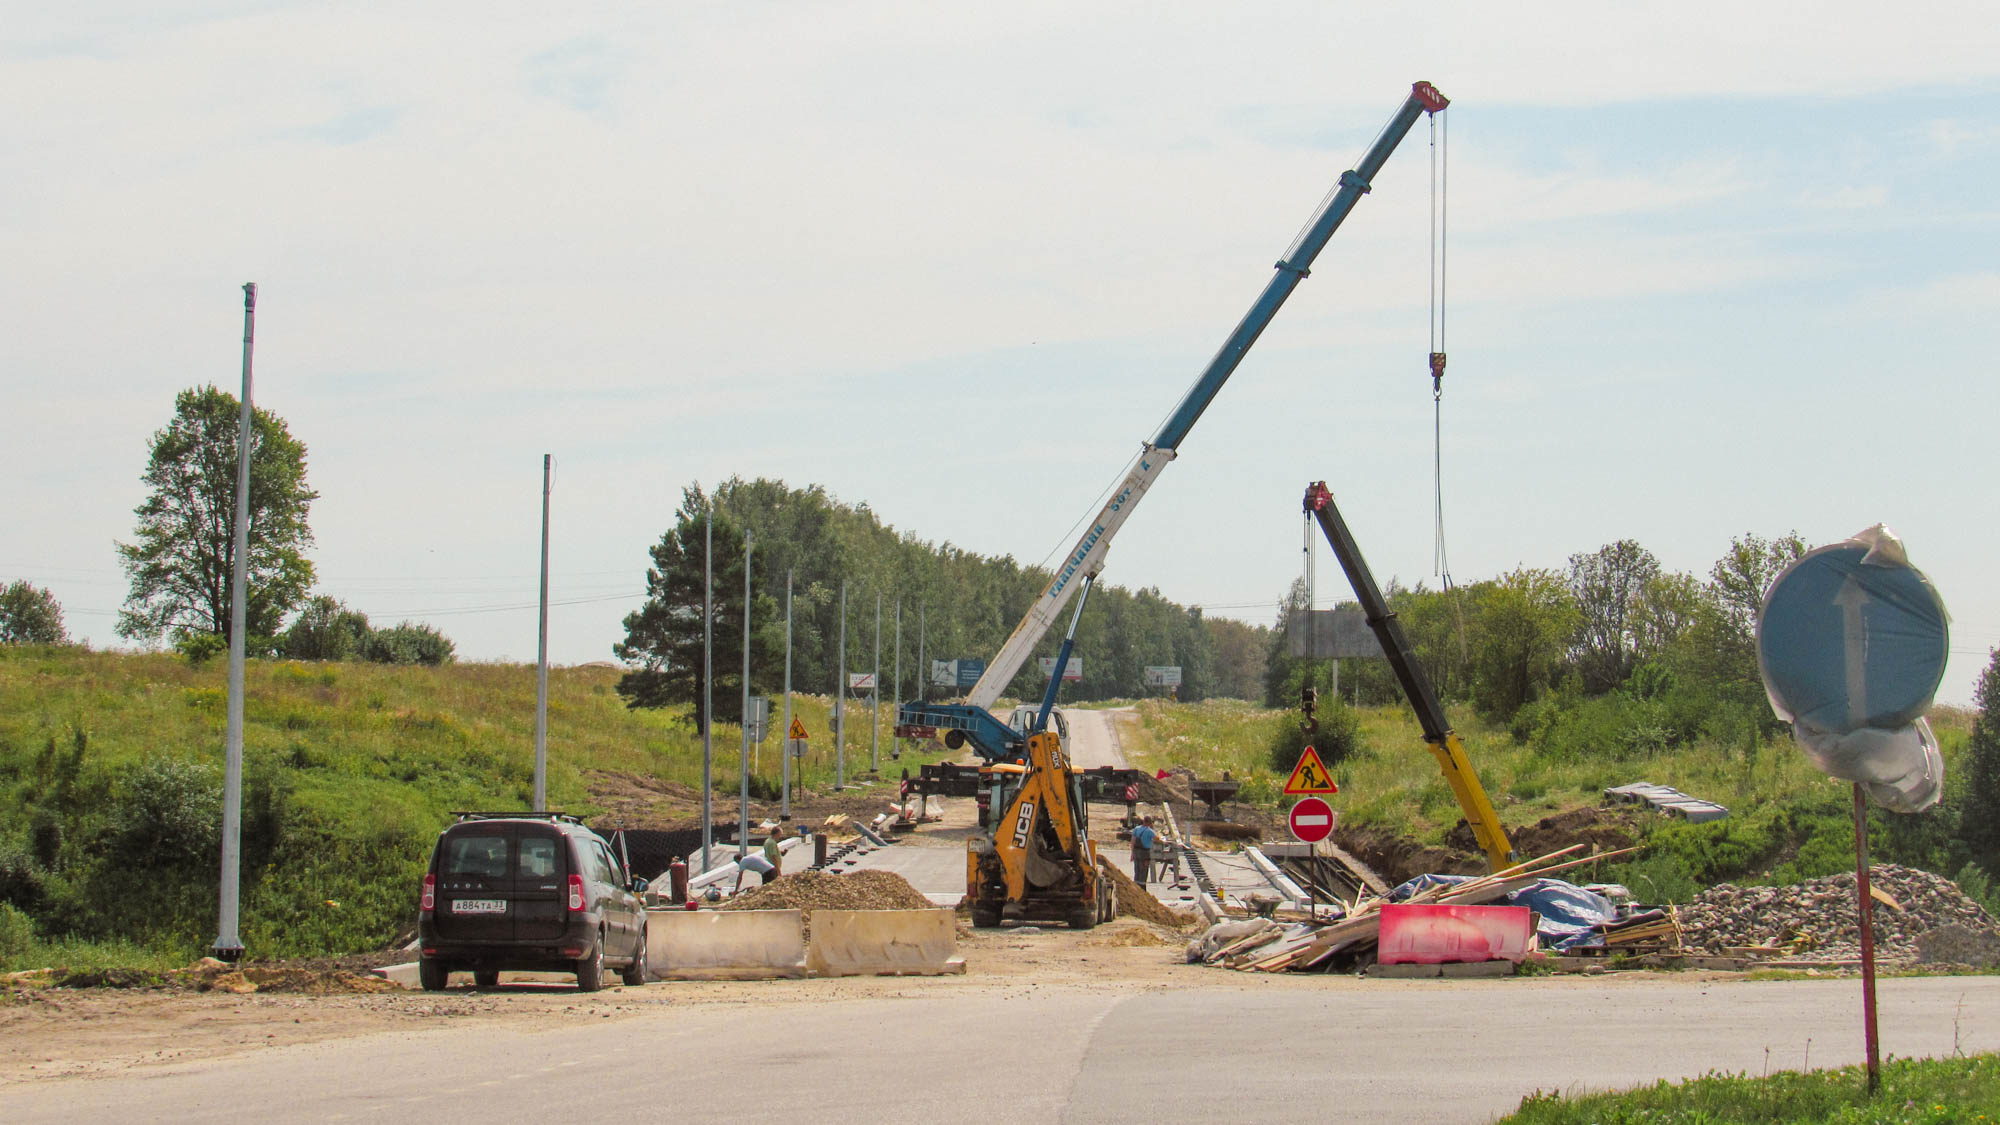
top-left (806, 909), bottom-right (964, 977)
top-left (647, 908), bottom-right (807, 980)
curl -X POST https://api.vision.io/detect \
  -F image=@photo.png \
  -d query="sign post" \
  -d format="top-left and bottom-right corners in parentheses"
top-left (1757, 526), bottom-right (1949, 1098)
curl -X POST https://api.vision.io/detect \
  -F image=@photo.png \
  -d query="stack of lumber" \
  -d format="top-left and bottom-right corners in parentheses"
top-left (1199, 844), bottom-right (1638, 973)
top-left (1591, 907), bottom-right (1684, 955)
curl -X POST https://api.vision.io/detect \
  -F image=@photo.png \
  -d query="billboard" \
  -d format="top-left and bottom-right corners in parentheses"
top-left (1144, 665), bottom-right (1183, 687)
top-left (930, 659), bottom-right (986, 688)
top-left (1285, 606), bottom-right (1386, 659)
top-left (1037, 656), bottom-right (1083, 683)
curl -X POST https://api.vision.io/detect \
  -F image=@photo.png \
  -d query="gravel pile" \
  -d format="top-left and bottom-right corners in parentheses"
top-left (1680, 864), bottom-right (2000, 961)
top-left (717, 870), bottom-right (937, 929)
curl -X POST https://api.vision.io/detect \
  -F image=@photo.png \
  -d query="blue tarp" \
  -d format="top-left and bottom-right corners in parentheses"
top-left (1389, 875), bottom-right (1618, 951)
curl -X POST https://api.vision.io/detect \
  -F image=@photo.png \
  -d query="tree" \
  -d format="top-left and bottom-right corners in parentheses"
top-left (1467, 567), bottom-right (1578, 721)
top-left (1962, 649), bottom-right (2000, 871)
top-left (362, 622), bottom-right (454, 666)
top-left (116, 386), bottom-right (317, 644)
top-left (1707, 530), bottom-right (1807, 641)
top-left (0, 581), bottom-right (67, 645)
top-left (281, 595), bottom-right (371, 661)
top-left (1631, 571), bottom-right (1704, 661)
top-left (1567, 540), bottom-right (1660, 693)
top-left (614, 489), bottom-right (781, 726)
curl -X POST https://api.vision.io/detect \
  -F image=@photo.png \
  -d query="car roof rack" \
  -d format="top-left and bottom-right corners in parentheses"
top-left (450, 810), bottom-right (583, 825)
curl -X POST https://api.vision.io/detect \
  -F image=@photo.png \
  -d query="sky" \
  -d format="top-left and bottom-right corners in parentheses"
top-left (5, 2), bottom-right (1997, 704)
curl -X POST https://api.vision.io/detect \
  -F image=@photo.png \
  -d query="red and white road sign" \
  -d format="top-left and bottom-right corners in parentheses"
top-left (1288, 796), bottom-right (1335, 844)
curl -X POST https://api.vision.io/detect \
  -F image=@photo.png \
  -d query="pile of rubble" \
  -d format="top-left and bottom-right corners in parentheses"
top-left (718, 870), bottom-right (936, 931)
top-left (1680, 864), bottom-right (2000, 963)
top-left (1096, 858), bottom-right (1198, 928)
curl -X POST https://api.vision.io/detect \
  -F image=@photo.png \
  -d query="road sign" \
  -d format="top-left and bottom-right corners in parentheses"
top-left (1759, 529), bottom-right (1949, 734)
top-left (745, 696), bottom-right (769, 742)
top-left (930, 659), bottom-right (986, 688)
top-left (1289, 797), bottom-right (1335, 844)
top-left (1037, 656), bottom-right (1083, 682)
top-left (1283, 745), bottom-right (1339, 795)
top-left (848, 672), bottom-right (877, 691)
top-left (788, 717), bottom-right (809, 740)
top-left (786, 738), bottom-right (807, 759)
top-left (1144, 665), bottom-right (1182, 687)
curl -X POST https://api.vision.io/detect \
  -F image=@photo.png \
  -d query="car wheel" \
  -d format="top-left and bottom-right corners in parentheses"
top-left (620, 925), bottom-right (648, 987)
top-left (575, 933), bottom-right (605, 992)
top-left (418, 957), bottom-right (449, 992)
top-left (474, 969), bottom-right (499, 989)
top-left (970, 903), bottom-right (1002, 928)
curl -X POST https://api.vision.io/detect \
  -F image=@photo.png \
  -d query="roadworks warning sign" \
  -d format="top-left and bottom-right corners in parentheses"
top-left (1283, 745), bottom-right (1339, 795)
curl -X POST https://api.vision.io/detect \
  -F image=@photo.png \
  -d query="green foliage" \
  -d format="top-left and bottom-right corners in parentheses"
top-left (362, 622), bottom-right (455, 666)
top-left (283, 595), bottom-right (371, 661)
top-left (1467, 568), bottom-right (1577, 722)
top-left (1498, 1053), bottom-right (2000, 1124)
top-left (1963, 649), bottom-right (2000, 871)
top-left (1567, 540), bottom-right (1660, 694)
top-left (110, 757), bottom-right (222, 870)
top-left (1266, 695), bottom-right (1361, 774)
top-left (175, 631), bottom-right (228, 665)
top-left (0, 903), bottom-right (32, 960)
top-left (116, 385), bottom-right (318, 644)
top-left (0, 581), bottom-right (68, 645)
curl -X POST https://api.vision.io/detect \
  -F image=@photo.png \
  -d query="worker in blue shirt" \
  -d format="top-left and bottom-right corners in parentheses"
top-left (1130, 817), bottom-right (1158, 887)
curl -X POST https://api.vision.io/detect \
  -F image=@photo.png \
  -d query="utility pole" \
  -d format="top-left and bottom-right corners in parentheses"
top-left (871, 591), bottom-right (882, 772)
top-left (892, 599), bottom-right (902, 761)
top-left (534, 454), bottom-right (551, 812)
top-left (212, 281), bottom-right (255, 963)
top-left (701, 509), bottom-right (713, 874)
top-left (917, 602), bottom-right (927, 704)
top-left (781, 569), bottom-right (793, 820)
top-left (739, 532), bottom-right (752, 860)
top-left (835, 581), bottom-right (847, 789)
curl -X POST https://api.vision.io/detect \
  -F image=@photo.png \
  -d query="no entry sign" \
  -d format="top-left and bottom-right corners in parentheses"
top-left (1289, 796), bottom-right (1335, 844)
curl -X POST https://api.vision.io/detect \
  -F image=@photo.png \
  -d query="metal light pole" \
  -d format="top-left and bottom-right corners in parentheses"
top-left (212, 282), bottom-right (255, 963)
top-left (917, 602), bottom-right (926, 704)
top-left (781, 569), bottom-right (793, 820)
top-left (739, 532), bottom-right (753, 860)
top-left (871, 591), bottom-right (881, 772)
top-left (534, 454), bottom-right (551, 812)
top-left (835, 581), bottom-right (847, 789)
top-left (701, 509), bottom-right (713, 874)
top-left (892, 599), bottom-right (902, 761)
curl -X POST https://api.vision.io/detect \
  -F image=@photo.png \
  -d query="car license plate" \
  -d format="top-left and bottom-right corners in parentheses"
top-left (451, 899), bottom-right (506, 915)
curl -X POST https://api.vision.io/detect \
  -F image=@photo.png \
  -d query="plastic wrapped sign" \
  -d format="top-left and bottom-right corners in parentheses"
top-left (1757, 526), bottom-right (1949, 812)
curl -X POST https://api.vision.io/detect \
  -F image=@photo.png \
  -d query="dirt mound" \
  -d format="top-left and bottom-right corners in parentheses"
top-left (1195, 821), bottom-right (1261, 842)
top-left (50, 968), bottom-right (170, 989)
top-left (585, 769), bottom-right (707, 829)
top-left (1446, 806), bottom-right (1640, 859)
top-left (1334, 826), bottom-right (1482, 886)
top-left (1682, 864), bottom-right (2000, 961)
top-left (1097, 858), bottom-right (1197, 929)
top-left (1136, 772), bottom-right (1194, 806)
top-left (41, 961), bottom-right (397, 995)
top-left (717, 870), bottom-right (938, 931)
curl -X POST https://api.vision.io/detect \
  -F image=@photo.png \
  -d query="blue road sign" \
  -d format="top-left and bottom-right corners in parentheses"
top-left (1758, 536), bottom-right (1949, 734)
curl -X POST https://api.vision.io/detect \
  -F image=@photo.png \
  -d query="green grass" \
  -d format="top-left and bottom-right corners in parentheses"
top-left (0, 645), bottom-right (957, 962)
top-left (1497, 1054), bottom-right (2000, 1123)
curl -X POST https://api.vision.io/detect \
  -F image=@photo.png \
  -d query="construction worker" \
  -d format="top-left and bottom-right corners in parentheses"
top-left (1130, 816), bottom-right (1157, 887)
top-left (762, 833), bottom-right (784, 879)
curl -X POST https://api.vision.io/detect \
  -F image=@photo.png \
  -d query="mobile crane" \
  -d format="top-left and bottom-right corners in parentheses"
top-left (898, 82), bottom-right (1451, 762)
top-left (1303, 481), bottom-right (1516, 872)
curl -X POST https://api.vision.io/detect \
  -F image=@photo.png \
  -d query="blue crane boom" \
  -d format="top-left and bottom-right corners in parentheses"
top-left (902, 82), bottom-right (1449, 761)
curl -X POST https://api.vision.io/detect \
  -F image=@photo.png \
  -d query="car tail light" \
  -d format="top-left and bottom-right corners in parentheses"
top-left (567, 873), bottom-right (585, 912)
top-left (420, 873), bottom-right (436, 914)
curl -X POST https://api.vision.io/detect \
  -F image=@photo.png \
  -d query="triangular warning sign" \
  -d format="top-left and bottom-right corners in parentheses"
top-left (788, 718), bottom-right (809, 740)
top-left (1284, 745), bottom-right (1339, 795)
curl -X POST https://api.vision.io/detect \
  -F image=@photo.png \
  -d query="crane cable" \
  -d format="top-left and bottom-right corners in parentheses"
top-left (1428, 104), bottom-right (1453, 593)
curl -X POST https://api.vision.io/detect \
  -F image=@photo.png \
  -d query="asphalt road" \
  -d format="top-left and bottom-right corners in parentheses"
top-left (12, 975), bottom-right (1996, 1124)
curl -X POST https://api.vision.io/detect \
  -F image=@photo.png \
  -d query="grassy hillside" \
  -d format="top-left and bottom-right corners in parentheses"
top-left (1120, 696), bottom-right (1985, 901)
top-left (0, 645), bottom-right (941, 967)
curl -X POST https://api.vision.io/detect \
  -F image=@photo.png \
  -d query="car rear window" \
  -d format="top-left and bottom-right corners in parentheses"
top-left (518, 834), bottom-right (561, 879)
top-left (443, 832), bottom-right (510, 878)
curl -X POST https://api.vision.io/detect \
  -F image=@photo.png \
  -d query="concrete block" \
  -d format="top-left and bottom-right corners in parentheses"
top-left (648, 908), bottom-right (806, 980)
top-left (807, 909), bottom-right (963, 977)
top-left (1367, 962), bottom-right (1441, 978)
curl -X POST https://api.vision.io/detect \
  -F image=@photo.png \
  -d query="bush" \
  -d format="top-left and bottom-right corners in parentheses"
top-left (282, 596), bottom-right (371, 661)
top-left (1267, 698), bottom-right (1361, 774)
top-left (109, 757), bottom-right (222, 870)
top-left (363, 622), bottom-right (454, 666)
top-left (0, 903), bottom-right (34, 959)
top-left (174, 632), bottom-right (227, 665)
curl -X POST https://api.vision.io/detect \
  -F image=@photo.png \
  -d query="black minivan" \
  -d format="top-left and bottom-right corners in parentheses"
top-left (418, 813), bottom-right (649, 991)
